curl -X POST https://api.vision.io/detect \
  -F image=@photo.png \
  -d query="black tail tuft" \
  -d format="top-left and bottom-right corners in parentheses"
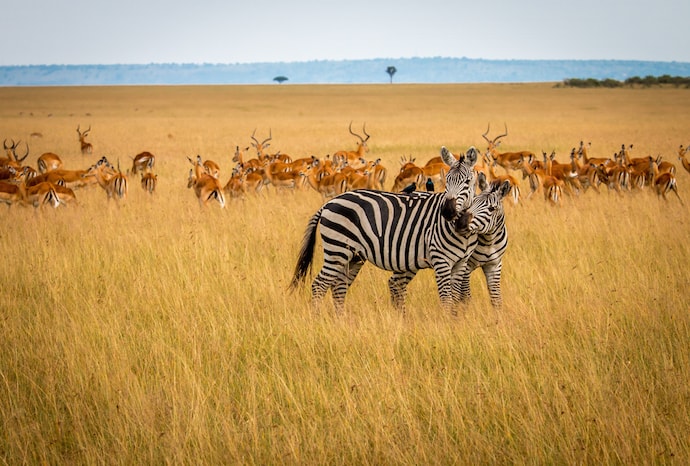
top-left (289, 209), bottom-right (322, 291)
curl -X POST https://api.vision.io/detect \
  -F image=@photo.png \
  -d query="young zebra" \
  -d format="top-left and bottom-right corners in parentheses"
top-left (290, 146), bottom-right (480, 314)
top-left (458, 173), bottom-right (511, 308)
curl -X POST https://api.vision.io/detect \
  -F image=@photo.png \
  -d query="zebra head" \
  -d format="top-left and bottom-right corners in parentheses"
top-left (440, 145), bottom-right (478, 214)
top-left (455, 173), bottom-right (511, 234)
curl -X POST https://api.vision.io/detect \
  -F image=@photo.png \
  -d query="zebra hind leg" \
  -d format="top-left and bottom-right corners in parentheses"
top-left (388, 271), bottom-right (416, 314)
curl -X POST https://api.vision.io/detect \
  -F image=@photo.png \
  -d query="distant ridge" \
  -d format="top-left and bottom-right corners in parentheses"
top-left (2, 57), bottom-right (690, 86)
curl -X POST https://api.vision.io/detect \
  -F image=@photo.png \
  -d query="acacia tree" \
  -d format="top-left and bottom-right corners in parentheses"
top-left (386, 66), bottom-right (397, 84)
top-left (273, 76), bottom-right (288, 84)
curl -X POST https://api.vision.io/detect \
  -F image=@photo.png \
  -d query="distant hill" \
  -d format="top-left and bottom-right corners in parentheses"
top-left (2, 57), bottom-right (690, 86)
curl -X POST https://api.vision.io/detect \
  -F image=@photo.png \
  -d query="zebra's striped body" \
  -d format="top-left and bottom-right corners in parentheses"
top-left (459, 175), bottom-right (511, 308)
top-left (291, 146), bottom-right (479, 314)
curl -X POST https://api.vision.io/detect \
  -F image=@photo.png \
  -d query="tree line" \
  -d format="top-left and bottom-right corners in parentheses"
top-left (560, 75), bottom-right (690, 88)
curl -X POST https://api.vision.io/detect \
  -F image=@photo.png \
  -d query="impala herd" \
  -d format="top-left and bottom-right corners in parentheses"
top-left (0, 123), bottom-right (688, 210)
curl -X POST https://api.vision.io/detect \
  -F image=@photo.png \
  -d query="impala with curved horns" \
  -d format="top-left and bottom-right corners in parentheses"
top-left (251, 129), bottom-right (273, 160)
top-left (482, 123), bottom-right (534, 172)
top-left (76, 125), bottom-right (93, 155)
top-left (2, 139), bottom-right (30, 169)
top-left (332, 122), bottom-right (370, 169)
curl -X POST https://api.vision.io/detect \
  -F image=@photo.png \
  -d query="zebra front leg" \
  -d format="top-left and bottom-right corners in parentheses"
top-left (451, 260), bottom-right (472, 306)
top-left (388, 271), bottom-right (416, 313)
top-left (482, 262), bottom-right (503, 309)
top-left (433, 264), bottom-right (457, 315)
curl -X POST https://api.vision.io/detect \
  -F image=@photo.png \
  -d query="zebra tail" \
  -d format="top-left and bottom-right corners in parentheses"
top-left (289, 208), bottom-right (322, 290)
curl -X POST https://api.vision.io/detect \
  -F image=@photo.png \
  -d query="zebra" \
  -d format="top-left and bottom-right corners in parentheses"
top-left (290, 146), bottom-right (481, 314)
top-left (458, 173), bottom-right (511, 308)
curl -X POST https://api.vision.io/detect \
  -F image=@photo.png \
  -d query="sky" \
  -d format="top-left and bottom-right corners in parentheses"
top-left (3, 0), bottom-right (690, 66)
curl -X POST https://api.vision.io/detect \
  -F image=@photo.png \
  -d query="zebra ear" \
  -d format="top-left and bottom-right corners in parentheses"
top-left (498, 180), bottom-right (512, 198)
top-left (440, 146), bottom-right (457, 166)
top-left (477, 172), bottom-right (488, 191)
top-left (464, 147), bottom-right (478, 165)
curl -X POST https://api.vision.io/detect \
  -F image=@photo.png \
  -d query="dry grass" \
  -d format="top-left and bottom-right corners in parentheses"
top-left (1, 83), bottom-right (689, 464)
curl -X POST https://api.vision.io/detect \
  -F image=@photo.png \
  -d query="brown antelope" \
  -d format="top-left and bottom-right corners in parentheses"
top-left (24, 181), bottom-right (61, 209)
top-left (76, 125), bottom-right (93, 155)
top-left (392, 160), bottom-right (425, 192)
top-left (544, 150), bottom-right (582, 195)
top-left (187, 155), bottom-right (225, 208)
top-left (2, 139), bottom-right (29, 169)
top-left (519, 155), bottom-right (546, 199)
top-left (27, 166), bottom-right (99, 190)
top-left (488, 161), bottom-right (521, 205)
top-left (250, 129), bottom-right (273, 160)
top-left (37, 152), bottom-right (63, 174)
top-left (140, 172), bottom-right (157, 195)
top-left (332, 122), bottom-right (370, 169)
top-left (301, 165), bottom-right (348, 200)
top-left (85, 158), bottom-right (128, 203)
top-left (0, 180), bottom-right (24, 206)
top-left (263, 162), bottom-right (303, 191)
top-left (233, 145), bottom-right (263, 171)
top-left (543, 176), bottom-right (565, 205)
top-left (223, 167), bottom-right (247, 199)
top-left (678, 145), bottom-right (690, 174)
top-left (482, 123), bottom-right (533, 172)
top-left (569, 148), bottom-right (601, 193)
top-left (577, 141), bottom-right (613, 168)
top-left (130, 151), bottom-right (155, 175)
top-left (651, 158), bottom-right (683, 204)
top-left (0, 166), bottom-right (21, 182)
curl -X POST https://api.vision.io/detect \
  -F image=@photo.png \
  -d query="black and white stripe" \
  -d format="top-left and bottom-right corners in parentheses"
top-left (459, 174), bottom-right (511, 308)
top-left (290, 146), bottom-right (480, 314)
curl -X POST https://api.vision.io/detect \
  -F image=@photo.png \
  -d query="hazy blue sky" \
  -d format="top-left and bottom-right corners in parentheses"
top-left (3, 0), bottom-right (689, 66)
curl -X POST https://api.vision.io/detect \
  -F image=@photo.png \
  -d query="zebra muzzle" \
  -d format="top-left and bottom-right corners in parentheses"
top-left (454, 210), bottom-right (473, 233)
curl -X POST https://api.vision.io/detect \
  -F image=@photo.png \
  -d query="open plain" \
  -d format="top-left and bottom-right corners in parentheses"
top-left (1, 83), bottom-right (689, 463)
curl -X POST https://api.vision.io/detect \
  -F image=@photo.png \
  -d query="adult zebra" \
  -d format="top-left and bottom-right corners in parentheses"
top-left (290, 146), bottom-right (485, 314)
top-left (458, 173), bottom-right (511, 308)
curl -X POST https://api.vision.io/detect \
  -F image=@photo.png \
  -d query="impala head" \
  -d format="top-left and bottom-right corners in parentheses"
top-left (454, 173), bottom-right (510, 234)
top-left (349, 121), bottom-right (371, 152)
top-left (3, 139), bottom-right (29, 164)
top-left (481, 123), bottom-right (508, 152)
top-left (251, 129), bottom-right (272, 158)
top-left (440, 145), bottom-right (478, 217)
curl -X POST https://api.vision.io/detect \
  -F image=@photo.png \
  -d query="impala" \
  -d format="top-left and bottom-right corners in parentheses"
top-left (0, 180), bottom-right (24, 206)
top-left (2, 139), bottom-right (29, 169)
top-left (482, 123), bottom-right (533, 172)
top-left (130, 151), bottom-right (155, 174)
top-left (651, 158), bottom-right (683, 204)
top-left (37, 152), bottom-right (63, 173)
top-left (233, 145), bottom-right (263, 171)
top-left (678, 145), bottom-right (690, 174)
top-left (488, 161), bottom-right (520, 205)
top-left (577, 141), bottom-right (612, 168)
top-left (24, 181), bottom-right (61, 209)
top-left (250, 129), bottom-right (273, 160)
top-left (76, 125), bottom-right (93, 155)
top-left (140, 172), bottom-right (157, 195)
top-left (518, 154), bottom-right (546, 199)
top-left (85, 158), bottom-right (128, 203)
top-left (187, 155), bottom-right (225, 208)
top-left (332, 122), bottom-right (370, 169)
top-left (543, 175), bottom-right (565, 206)
top-left (301, 165), bottom-right (348, 200)
top-left (27, 166), bottom-right (99, 190)
top-left (392, 162), bottom-right (425, 192)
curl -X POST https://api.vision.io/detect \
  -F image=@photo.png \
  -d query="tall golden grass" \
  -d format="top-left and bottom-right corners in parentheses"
top-left (1, 83), bottom-right (689, 464)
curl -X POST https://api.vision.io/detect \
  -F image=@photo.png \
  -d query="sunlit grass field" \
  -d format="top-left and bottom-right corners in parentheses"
top-left (1, 83), bottom-right (689, 464)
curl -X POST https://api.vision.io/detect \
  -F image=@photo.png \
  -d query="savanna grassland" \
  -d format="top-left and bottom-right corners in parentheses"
top-left (1, 83), bottom-right (689, 464)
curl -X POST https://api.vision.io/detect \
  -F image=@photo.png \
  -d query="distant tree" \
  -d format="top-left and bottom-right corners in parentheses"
top-left (386, 66), bottom-right (397, 84)
top-left (273, 76), bottom-right (288, 84)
